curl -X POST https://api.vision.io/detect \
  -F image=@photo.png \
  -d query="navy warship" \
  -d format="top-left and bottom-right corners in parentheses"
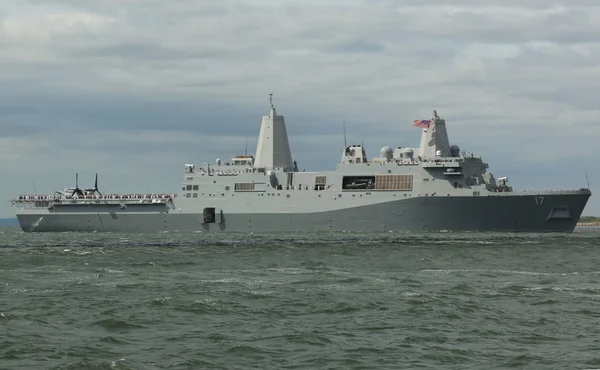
top-left (11, 96), bottom-right (591, 233)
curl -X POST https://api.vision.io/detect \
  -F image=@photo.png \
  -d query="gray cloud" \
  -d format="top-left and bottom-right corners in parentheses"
top-left (328, 39), bottom-right (385, 54)
top-left (0, 0), bottom-right (599, 218)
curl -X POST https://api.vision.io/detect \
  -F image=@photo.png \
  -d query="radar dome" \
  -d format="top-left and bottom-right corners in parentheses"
top-left (400, 148), bottom-right (414, 159)
top-left (450, 145), bottom-right (460, 157)
top-left (216, 158), bottom-right (221, 165)
top-left (380, 146), bottom-right (393, 161)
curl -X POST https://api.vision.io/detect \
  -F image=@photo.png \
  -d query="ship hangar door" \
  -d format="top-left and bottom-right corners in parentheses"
top-left (203, 207), bottom-right (222, 224)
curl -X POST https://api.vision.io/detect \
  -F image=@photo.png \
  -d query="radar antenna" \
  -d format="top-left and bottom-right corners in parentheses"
top-left (269, 93), bottom-right (274, 109)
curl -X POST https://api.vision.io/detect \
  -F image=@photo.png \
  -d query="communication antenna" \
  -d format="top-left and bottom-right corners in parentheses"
top-left (245, 135), bottom-right (248, 156)
top-left (585, 171), bottom-right (591, 189)
top-left (32, 180), bottom-right (37, 194)
top-left (269, 93), bottom-right (274, 109)
top-left (343, 116), bottom-right (347, 147)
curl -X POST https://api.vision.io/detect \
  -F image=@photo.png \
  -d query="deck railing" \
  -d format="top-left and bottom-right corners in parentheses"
top-left (11, 193), bottom-right (177, 203)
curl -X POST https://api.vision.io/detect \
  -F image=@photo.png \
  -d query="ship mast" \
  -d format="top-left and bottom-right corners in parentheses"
top-left (253, 94), bottom-right (294, 170)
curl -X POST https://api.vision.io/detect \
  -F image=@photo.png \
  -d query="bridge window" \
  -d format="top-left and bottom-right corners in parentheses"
top-left (192, 185), bottom-right (199, 190)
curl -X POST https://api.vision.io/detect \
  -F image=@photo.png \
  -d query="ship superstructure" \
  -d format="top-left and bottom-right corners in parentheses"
top-left (11, 96), bottom-right (591, 232)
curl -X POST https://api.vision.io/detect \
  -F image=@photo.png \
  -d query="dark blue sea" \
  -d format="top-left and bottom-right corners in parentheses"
top-left (1, 227), bottom-right (600, 369)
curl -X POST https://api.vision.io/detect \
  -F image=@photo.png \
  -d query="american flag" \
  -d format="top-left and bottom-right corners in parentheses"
top-left (413, 119), bottom-right (432, 128)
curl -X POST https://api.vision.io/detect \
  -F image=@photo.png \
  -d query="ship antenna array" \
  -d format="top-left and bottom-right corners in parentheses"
top-left (585, 171), bottom-right (591, 189)
top-left (270, 93), bottom-right (274, 109)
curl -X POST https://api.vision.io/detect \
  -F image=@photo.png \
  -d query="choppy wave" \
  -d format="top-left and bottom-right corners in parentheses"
top-left (1, 228), bottom-right (600, 369)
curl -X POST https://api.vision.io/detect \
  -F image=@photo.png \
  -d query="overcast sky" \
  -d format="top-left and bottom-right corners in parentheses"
top-left (1, 0), bottom-right (599, 218)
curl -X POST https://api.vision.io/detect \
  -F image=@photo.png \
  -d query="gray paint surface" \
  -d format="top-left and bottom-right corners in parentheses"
top-left (11, 102), bottom-right (592, 233)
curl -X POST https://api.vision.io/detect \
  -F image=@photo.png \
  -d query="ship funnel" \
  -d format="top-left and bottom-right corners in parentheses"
top-left (254, 94), bottom-right (293, 170)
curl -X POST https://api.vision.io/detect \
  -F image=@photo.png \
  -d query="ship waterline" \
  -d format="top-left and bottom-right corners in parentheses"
top-left (11, 98), bottom-right (591, 233)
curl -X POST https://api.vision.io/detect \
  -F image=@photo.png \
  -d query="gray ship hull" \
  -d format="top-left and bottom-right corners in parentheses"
top-left (16, 190), bottom-right (591, 233)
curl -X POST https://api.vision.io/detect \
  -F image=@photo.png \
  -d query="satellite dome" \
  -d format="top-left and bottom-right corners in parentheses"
top-left (400, 147), bottom-right (414, 159)
top-left (380, 146), bottom-right (393, 161)
top-left (216, 158), bottom-right (221, 165)
top-left (450, 145), bottom-right (460, 157)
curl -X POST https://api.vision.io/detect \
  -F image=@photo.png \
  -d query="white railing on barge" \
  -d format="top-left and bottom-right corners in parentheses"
top-left (11, 193), bottom-right (177, 207)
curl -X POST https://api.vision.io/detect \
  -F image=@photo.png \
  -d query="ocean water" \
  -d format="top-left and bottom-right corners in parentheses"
top-left (1, 227), bottom-right (600, 369)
